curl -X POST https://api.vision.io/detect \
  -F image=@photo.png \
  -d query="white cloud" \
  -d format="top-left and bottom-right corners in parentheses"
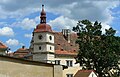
top-left (11, 18), bottom-right (37, 30)
top-left (49, 16), bottom-right (77, 31)
top-left (0, 0), bottom-right (119, 33)
top-left (6, 39), bottom-right (19, 46)
top-left (24, 34), bottom-right (32, 38)
top-left (46, 1), bottom-right (118, 34)
top-left (0, 0), bottom-right (118, 23)
top-left (48, 16), bottom-right (112, 33)
top-left (101, 23), bottom-right (111, 34)
top-left (46, 1), bottom-right (119, 24)
top-left (0, 27), bottom-right (14, 36)
top-left (0, 0), bottom-right (40, 19)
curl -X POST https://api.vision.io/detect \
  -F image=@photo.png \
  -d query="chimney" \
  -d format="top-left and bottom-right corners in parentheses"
top-left (62, 29), bottom-right (71, 43)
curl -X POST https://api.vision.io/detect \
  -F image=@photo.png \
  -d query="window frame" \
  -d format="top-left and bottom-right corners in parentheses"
top-left (66, 74), bottom-right (73, 77)
top-left (55, 60), bottom-right (61, 65)
top-left (49, 36), bottom-right (52, 40)
top-left (66, 60), bottom-right (73, 67)
top-left (50, 46), bottom-right (52, 50)
top-left (39, 46), bottom-right (41, 50)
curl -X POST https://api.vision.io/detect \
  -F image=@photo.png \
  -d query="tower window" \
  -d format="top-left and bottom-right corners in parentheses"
top-left (49, 36), bottom-right (52, 40)
top-left (39, 46), bottom-right (41, 50)
top-left (38, 35), bottom-right (42, 40)
top-left (50, 46), bottom-right (52, 50)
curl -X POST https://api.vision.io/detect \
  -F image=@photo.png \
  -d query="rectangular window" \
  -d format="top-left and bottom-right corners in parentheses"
top-left (66, 60), bottom-right (73, 67)
top-left (66, 74), bottom-right (73, 77)
top-left (55, 60), bottom-right (60, 65)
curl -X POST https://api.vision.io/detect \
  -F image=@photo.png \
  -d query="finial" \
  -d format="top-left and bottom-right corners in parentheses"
top-left (42, 4), bottom-right (44, 7)
top-left (42, 4), bottom-right (44, 10)
top-left (40, 4), bottom-right (46, 24)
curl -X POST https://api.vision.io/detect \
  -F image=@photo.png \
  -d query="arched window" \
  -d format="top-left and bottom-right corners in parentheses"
top-left (39, 46), bottom-right (41, 50)
top-left (49, 36), bottom-right (52, 40)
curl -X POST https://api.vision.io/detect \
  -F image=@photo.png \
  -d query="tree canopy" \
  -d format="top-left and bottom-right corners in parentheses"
top-left (73, 20), bottom-right (120, 77)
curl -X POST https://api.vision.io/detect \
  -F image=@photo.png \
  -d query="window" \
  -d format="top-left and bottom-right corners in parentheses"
top-left (50, 46), bottom-right (52, 50)
top-left (55, 60), bottom-right (60, 65)
top-left (49, 36), bottom-right (52, 40)
top-left (66, 74), bottom-right (73, 77)
top-left (39, 46), bottom-right (41, 50)
top-left (92, 74), bottom-right (94, 77)
top-left (38, 35), bottom-right (42, 40)
top-left (66, 60), bottom-right (73, 67)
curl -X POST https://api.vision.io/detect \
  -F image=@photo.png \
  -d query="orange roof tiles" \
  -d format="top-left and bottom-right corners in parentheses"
top-left (0, 41), bottom-right (7, 49)
top-left (13, 46), bottom-right (31, 58)
top-left (74, 70), bottom-right (95, 77)
top-left (15, 47), bottom-right (30, 53)
top-left (34, 23), bottom-right (52, 32)
top-left (55, 50), bottom-right (77, 55)
top-left (54, 32), bottom-right (79, 55)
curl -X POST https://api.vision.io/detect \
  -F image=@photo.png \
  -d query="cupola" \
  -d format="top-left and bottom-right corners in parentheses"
top-left (34, 5), bottom-right (52, 32)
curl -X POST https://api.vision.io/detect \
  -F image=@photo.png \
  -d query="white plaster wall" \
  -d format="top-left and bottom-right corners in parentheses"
top-left (55, 57), bottom-right (80, 77)
top-left (54, 65), bottom-right (63, 77)
top-left (46, 44), bottom-right (55, 52)
top-left (46, 33), bottom-right (54, 43)
top-left (89, 71), bottom-right (97, 77)
top-left (34, 44), bottom-right (46, 53)
top-left (33, 54), bottom-right (47, 62)
top-left (34, 32), bottom-right (47, 43)
top-left (33, 53), bottom-right (55, 62)
top-left (47, 54), bottom-right (55, 60)
top-left (34, 32), bottom-right (54, 44)
top-left (33, 44), bottom-right (54, 53)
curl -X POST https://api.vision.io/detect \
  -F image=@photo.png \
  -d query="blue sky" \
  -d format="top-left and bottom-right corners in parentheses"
top-left (0, 0), bottom-right (120, 51)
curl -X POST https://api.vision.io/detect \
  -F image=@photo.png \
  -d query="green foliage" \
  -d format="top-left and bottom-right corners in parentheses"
top-left (73, 20), bottom-right (120, 77)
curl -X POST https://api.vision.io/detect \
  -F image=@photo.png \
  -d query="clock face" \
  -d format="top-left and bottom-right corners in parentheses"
top-left (38, 35), bottom-right (42, 40)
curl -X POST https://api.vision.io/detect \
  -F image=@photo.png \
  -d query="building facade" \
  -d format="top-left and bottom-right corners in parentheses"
top-left (30, 5), bottom-right (80, 77)
top-left (0, 55), bottom-right (66, 77)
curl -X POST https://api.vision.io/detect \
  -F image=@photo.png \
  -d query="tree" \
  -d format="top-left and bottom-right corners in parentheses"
top-left (73, 20), bottom-right (120, 77)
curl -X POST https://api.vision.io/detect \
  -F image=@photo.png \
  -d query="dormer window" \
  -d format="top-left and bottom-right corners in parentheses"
top-left (38, 35), bottom-right (42, 40)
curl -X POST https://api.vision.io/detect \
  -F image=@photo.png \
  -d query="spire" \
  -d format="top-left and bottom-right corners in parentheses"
top-left (40, 4), bottom-right (46, 24)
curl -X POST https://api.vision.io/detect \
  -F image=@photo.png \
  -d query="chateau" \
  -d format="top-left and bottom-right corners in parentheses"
top-left (29, 5), bottom-right (80, 77)
top-left (0, 5), bottom-right (81, 77)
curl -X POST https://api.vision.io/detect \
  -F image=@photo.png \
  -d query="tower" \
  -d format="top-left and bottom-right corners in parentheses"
top-left (31, 5), bottom-right (55, 63)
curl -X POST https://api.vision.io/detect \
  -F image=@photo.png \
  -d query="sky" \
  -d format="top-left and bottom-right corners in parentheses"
top-left (0, 0), bottom-right (120, 52)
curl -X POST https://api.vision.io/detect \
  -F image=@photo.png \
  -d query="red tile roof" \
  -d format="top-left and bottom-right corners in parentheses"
top-left (74, 70), bottom-right (95, 77)
top-left (54, 32), bottom-right (79, 55)
top-left (34, 23), bottom-right (52, 32)
top-left (13, 47), bottom-right (31, 58)
top-left (0, 41), bottom-right (7, 49)
top-left (55, 50), bottom-right (77, 55)
top-left (15, 46), bottom-right (29, 53)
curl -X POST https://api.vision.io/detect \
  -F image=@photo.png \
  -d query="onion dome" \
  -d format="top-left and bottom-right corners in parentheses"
top-left (34, 5), bottom-right (52, 32)
top-left (34, 23), bottom-right (52, 32)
